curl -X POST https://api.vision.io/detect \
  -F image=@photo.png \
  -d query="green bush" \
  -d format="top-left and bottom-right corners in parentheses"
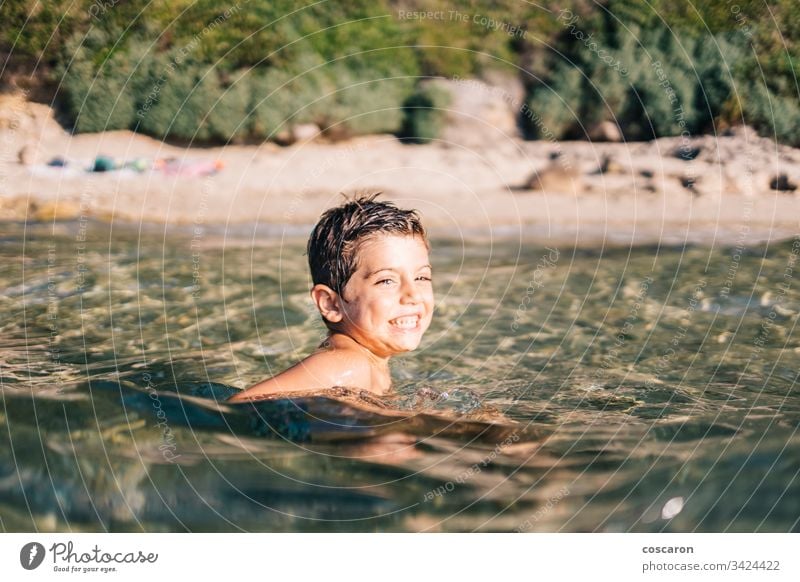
top-left (320, 61), bottom-right (415, 137)
top-left (134, 56), bottom-right (220, 143)
top-left (526, 24), bottom-right (743, 141)
top-left (130, 41), bottom-right (255, 144)
top-left (249, 67), bottom-right (301, 139)
top-left (613, 34), bottom-right (695, 139)
top-left (248, 54), bottom-right (336, 138)
top-left (284, 54), bottom-right (339, 127)
top-left (524, 66), bottom-right (583, 139)
top-left (686, 35), bottom-right (742, 133)
top-left (205, 71), bottom-right (252, 143)
top-left (59, 29), bottom-right (138, 133)
top-left (743, 81), bottom-right (800, 146)
top-left (398, 82), bottom-right (451, 144)
top-left (35, 0), bottom-right (800, 147)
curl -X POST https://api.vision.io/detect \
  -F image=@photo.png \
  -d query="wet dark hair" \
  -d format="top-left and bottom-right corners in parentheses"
top-left (307, 192), bottom-right (429, 299)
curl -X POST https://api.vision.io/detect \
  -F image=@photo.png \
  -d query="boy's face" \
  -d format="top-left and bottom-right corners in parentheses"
top-left (336, 234), bottom-right (434, 358)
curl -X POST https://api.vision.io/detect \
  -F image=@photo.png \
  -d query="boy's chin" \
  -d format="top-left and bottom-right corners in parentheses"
top-left (388, 337), bottom-right (422, 353)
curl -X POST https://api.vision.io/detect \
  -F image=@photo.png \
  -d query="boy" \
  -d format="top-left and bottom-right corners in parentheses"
top-left (228, 193), bottom-right (434, 401)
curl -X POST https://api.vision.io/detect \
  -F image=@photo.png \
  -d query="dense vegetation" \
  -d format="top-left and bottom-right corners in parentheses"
top-left (2, 0), bottom-right (798, 145)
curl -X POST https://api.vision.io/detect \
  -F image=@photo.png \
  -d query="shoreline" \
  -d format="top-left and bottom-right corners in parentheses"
top-left (10, 216), bottom-right (798, 251)
top-left (1, 97), bottom-right (799, 247)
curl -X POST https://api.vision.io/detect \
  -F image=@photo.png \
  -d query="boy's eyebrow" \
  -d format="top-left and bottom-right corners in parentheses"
top-left (365, 264), bottom-right (432, 277)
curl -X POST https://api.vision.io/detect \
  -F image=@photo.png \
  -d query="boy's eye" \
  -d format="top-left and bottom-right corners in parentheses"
top-left (416, 275), bottom-right (432, 282)
top-left (376, 279), bottom-right (395, 286)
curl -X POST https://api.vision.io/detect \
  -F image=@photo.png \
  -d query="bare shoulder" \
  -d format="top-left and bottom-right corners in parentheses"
top-left (227, 345), bottom-right (374, 402)
top-left (301, 347), bottom-right (374, 386)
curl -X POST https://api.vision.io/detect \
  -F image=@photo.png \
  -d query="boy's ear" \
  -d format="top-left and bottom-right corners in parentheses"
top-left (310, 284), bottom-right (344, 323)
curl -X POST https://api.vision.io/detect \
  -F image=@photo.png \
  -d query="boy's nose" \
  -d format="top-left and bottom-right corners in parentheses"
top-left (400, 279), bottom-right (422, 303)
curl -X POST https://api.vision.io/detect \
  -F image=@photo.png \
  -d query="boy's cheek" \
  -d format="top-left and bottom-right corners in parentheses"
top-left (421, 315), bottom-right (433, 333)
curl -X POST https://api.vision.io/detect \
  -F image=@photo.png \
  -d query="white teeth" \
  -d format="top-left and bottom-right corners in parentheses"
top-left (390, 316), bottom-right (418, 329)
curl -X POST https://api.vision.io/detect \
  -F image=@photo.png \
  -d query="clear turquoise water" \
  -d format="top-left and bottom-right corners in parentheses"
top-left (0, 220), bottom-right (798, 532)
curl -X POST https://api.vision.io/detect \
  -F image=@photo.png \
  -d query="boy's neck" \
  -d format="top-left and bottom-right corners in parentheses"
top-left (325, 332), bottom-right (391, 368)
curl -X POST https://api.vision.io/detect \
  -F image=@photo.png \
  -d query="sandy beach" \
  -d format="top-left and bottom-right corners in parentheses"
top-left (2, 95), bottom-right (799, 245)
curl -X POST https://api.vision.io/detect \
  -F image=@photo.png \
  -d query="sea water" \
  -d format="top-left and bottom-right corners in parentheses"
top-left (0, 220), bottom-right (797, 532)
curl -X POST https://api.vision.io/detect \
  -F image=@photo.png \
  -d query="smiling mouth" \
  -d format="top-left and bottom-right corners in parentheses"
top-left (389, 315), bottom-right (420, 330)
